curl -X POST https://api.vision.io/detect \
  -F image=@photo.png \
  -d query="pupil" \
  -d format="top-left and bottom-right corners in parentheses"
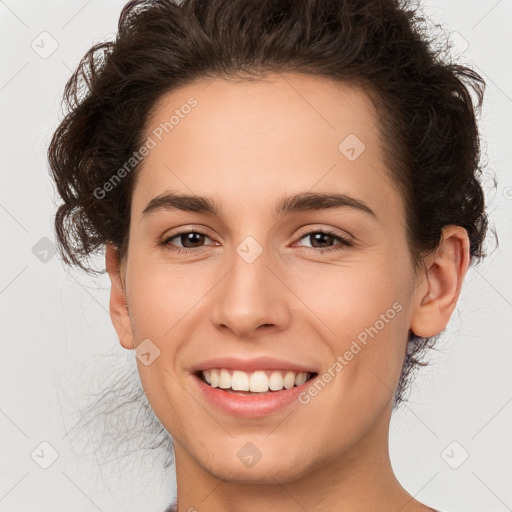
top-left (182, 233), bottom-right (204, 248)
top-left (312, 233), bottom-right (332, 248)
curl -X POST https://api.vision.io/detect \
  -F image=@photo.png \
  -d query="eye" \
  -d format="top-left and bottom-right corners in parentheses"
top-left (159, 230), bottom-right (216, 253)
top-left (294, 229), bottom-right (353, 253)
top-left (158, 228), bottom-right (352, 255)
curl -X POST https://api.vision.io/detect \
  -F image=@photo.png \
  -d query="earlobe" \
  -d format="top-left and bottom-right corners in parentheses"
top-left (105, 243), bottom-right (134, 350)
top-left (410, 225), bottom-right (470, 338)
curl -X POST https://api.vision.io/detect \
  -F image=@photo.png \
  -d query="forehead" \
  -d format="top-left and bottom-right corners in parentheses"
top-left (131, 73), bottom-right (402, 223)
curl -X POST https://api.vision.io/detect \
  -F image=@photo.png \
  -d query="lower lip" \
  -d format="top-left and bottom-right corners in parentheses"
top-left (193, 374), bottom-right (315, 418)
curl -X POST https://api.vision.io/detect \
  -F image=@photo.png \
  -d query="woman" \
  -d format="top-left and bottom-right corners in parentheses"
top-left (48, 0), bottom-right (489, 510)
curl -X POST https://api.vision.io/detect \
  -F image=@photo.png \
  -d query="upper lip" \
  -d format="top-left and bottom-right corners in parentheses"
top-left (191, 356), bottom-right (317, 374)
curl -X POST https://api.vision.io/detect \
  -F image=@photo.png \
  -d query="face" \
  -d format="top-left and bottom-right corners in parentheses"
top-left (113, 73), bottom-right (427, 484)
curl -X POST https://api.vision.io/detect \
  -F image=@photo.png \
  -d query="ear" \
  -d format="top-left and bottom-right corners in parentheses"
top-left (105, 243), bottom-right (134, 349)
top-left (410, 225), bottom-right (471, 338)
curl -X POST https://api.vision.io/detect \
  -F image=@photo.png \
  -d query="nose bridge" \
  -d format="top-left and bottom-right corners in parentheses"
top-left (211, 235), bottom-right (289, 336)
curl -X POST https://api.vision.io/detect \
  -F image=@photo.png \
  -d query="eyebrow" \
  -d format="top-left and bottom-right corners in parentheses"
top-left (140, 191), bottom-right (377, 220)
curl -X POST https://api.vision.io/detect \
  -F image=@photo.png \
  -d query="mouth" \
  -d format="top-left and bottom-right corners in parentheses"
top-left (194, 368), bottom-right (318, 395)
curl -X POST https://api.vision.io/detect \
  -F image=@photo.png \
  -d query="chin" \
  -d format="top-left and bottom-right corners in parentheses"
top-left (184, 435), bottom-right (319, 485)
top-left (203, 457), bottom-right (312, 485)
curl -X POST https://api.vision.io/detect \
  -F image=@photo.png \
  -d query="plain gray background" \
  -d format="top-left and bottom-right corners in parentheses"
top-left (1, 1), bottom-right (511, 511)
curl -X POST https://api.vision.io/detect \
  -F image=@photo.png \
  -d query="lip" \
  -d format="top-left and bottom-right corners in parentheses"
top-left (190, 356), bottom-right (317, 374)
top-left (193, 371), bottom-right (317, 418)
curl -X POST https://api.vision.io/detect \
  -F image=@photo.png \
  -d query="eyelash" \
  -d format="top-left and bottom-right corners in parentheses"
top-left (158, 229), bottom-right (353, 255)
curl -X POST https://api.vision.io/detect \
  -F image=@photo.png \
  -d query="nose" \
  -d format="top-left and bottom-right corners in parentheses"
top-left (211, 244), bottom-right (291, 339)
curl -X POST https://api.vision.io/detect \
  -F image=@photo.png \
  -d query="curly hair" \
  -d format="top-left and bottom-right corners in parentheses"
top-left (48, 0), bottom-right (490, 405)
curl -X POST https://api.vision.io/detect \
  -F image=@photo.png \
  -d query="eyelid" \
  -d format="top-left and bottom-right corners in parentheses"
top-left (161, 225), bottom-right (217, 241)
top-left (161, 223), bottom-right (352, 241)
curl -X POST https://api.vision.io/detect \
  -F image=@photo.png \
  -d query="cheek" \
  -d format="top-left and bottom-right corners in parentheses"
top-left (291, 256), bottom-right (407, 334)
top-left (127, 257), bottom-right (211, 336)
top-left (288, 256), bottom-right (411, 390)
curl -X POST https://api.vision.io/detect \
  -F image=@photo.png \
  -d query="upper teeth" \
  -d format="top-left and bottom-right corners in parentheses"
top-left (202, 369), bottom-right (309, 392)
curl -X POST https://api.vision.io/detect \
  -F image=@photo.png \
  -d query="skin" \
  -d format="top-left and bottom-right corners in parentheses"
top-left (105, 73), bottom-right (469, 511)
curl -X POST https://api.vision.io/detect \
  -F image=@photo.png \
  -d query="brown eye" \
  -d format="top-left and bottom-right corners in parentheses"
top-left (174, 232), bottom-right (207, 248)
top-left (295, 230), bottom-right (352, 253)
top-left (160, 231), bottom-right (214, 252)
top-left (305, 232), bottom-right (336, 249)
